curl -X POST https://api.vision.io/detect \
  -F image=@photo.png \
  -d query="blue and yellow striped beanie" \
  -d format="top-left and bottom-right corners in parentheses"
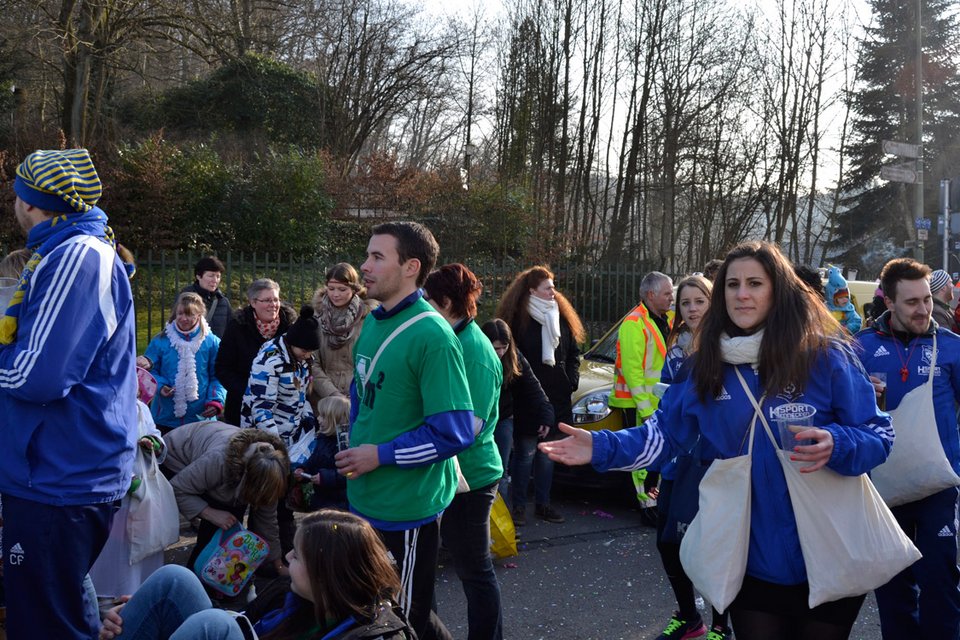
top-left (14, 149), bottom-right (102, 214)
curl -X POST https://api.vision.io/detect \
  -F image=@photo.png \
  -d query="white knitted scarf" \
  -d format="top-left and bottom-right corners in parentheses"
top-left (718, 329), bottom-right (764, 367)
top-left (527, 296), bottom-right (561, 366)
top-left (164, 317), bottom-right (209, 417)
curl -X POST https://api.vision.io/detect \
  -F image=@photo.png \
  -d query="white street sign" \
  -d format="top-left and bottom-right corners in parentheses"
top-left (881, 163), bottom-right (921, 184)
top-left (882, 140), bottom-right (922, 158)
top-left (918, 228), bottom-right (929, 240)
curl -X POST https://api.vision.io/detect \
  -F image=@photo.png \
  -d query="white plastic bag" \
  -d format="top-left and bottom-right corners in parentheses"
top-left (286, 427), bottom-right (317, 467)
top-left (680, 416), bottom-right (754, 613)
top-left (127, 448), bottom-right (180, 564)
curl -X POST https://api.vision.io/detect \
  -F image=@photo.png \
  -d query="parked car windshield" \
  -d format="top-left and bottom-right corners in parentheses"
top-left (587, 323), bottom-right (619, 364)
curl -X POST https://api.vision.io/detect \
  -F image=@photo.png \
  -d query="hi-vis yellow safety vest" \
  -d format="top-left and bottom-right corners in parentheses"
top-left (608, 303), bottom-right (671, 417)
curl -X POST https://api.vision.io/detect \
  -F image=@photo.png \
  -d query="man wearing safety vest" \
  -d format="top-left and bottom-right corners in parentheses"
top-left (609, 271), bottom-right (674, 520)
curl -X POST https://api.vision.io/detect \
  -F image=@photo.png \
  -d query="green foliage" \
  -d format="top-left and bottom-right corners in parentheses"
top-left (409, 176), bottom-right (539, 261)
top-left (220, 148), bottom-right (336, 254)
top-left (117, 53), bottom-right (335, 148)
top-left (105, 139), bottom-right (345, 257)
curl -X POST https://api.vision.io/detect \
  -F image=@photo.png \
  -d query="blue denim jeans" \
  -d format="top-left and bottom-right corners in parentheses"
top-left (114, 564), bottom-right (244, 640)
top-left (511, 433), bottom-right (554, 509)
top-left (441, 482), bottom-right (502, 640)
top-left (493, 417), bottom-right (514, 499)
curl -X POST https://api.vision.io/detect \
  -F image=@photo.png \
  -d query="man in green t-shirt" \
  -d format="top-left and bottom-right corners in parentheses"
top-left (335, 221), bottom-right (474, 640)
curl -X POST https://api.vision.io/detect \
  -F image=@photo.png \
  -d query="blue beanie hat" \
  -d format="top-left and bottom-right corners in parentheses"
top-left (14, 149), bottom-right (102, 214)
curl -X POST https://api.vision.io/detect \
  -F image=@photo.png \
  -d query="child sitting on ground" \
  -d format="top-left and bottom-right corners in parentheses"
top-left (291, 395), bottom-right (350, 511)
top-left (98, 509), bottom-right (414, 640)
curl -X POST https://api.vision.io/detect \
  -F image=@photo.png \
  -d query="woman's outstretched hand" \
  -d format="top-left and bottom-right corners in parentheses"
top-left (538, 422), bottom-right (594, 466)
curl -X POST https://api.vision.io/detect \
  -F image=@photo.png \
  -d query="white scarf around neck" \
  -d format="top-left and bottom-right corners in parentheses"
top-left (164, 317), bottom-right (210, 417)
top-left (527, 295), bottom-right (561, 366)
top-left (719, 329), bottom-right (764, 367)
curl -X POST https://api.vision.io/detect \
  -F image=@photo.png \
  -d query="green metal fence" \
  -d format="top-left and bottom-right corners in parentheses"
top-left (133, 251), bottom-right (655, 351)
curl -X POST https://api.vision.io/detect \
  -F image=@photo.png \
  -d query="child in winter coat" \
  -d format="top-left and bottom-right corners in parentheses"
top-left (291, 395), bottom-right (350, 511)
top-left (825, 266), bottom-right (863, 334)
top-left (138, 292), bottom-right (226, 432)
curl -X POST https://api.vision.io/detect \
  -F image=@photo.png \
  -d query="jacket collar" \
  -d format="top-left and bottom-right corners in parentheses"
top-left (372, 289), bottom-right (423, 320)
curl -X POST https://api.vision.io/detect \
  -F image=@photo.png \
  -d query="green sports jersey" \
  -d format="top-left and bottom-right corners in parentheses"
top-left (349, 296), bottom-right (473, 522)
top-left (455, 320), bottom-right (503, 489)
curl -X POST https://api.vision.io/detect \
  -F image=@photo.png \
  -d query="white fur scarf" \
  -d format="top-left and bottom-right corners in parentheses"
top-left (164, 317), bottom-right (210, 417)
top-left (718, 329), bottom-right (764, 367)
top-left (527, 296), bottom-right (562, 366)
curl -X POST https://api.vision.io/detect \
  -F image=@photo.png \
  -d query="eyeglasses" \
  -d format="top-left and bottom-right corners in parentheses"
top-left (254, 297), bottom-right (280, 304)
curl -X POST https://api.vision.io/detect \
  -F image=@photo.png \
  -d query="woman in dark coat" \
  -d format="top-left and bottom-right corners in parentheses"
top-left (215, 278), bottom-right (297, 426)
top-left (177, 256), bottom-right (233, 338)
top-left (495, 266), bottom-right (585, 525)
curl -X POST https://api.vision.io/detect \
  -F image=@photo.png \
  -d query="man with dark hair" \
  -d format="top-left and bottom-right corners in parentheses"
top-left (179, 255), bottom-right (233, 338)
top-left (368, 221), bottom-right (440, 287)
top-left (0, 149), bottom-right (137, 639)
top-left (701, 258), bottom-right (723, 282)
top-left (336, 221), bottom-right (473, 640)
top-left (793, 264), bottom-right (825, 298)
top-left (856, 257), bottom-right (960, 639)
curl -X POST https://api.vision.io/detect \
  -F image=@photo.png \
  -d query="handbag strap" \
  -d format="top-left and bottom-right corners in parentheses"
top-left (733, 366), bottom-right (773, 453)
top-left (926, 333), bottom-right (938, 384)
top-left (362, 311), bottom-right (434, 387)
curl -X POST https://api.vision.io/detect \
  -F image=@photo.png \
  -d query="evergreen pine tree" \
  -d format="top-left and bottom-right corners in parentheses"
top-left (835, 0), bottom-right (960, 269)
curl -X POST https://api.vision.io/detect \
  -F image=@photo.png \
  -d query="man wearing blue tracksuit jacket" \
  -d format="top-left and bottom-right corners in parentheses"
top-left (856, 258), bottom-right (960, 639)
top-left (0, 149), bottom-right (138, 639)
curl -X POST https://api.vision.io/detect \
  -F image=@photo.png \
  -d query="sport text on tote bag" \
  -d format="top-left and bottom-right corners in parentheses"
top-left (872, 333), bottom-right (960, 506)
top-left (736, 368), bottom-right (921, 608)
top-left (679, 379), bottom-right (758, 614)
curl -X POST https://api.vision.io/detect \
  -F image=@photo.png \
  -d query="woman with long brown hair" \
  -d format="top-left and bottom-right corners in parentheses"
top-left (496, 266), bottom-right (585, 524)
top-left (98, 510), bottom-right (413, 640)
top-left (542, 242), bottom-right (894, 640)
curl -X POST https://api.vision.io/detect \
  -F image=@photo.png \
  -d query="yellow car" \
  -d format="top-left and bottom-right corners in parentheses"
top-left (555, 321), bottom-right (629, 491)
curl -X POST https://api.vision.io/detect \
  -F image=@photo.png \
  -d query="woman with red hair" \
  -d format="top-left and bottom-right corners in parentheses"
top-left (495, 266), bottom-right (585, 525)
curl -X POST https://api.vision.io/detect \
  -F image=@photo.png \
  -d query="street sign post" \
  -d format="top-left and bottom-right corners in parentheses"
top-left (882, 140), bottom-right (922, 158)
top-left (881, 162), bottom-right (921, 184)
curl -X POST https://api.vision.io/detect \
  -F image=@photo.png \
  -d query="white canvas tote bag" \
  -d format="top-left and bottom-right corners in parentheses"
top-left (739, 370), bottom-right (921, 608)
top-left (679, 380), bottom-right (758, 613)
top-left (872, 334), bottom-right (960, 506)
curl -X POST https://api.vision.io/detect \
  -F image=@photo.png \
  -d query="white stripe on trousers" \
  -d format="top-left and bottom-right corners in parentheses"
top-left (399, 526), bottom-right (420, 619)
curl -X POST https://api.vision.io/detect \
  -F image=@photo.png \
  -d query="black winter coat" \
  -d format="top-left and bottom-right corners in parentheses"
top-left (215, 303), bottom-right (297, 426)
top-left (512, 315), bottom-right (580, 426)
top-left (178, 283), bottom-right (233, 338)
top-left (498, 350), bottom-right (555, 437)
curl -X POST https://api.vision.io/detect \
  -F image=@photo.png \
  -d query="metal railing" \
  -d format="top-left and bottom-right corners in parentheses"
top-left (132, 251), bottom-right (657, 350)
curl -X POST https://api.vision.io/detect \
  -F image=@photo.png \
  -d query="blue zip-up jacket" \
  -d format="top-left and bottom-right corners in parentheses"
top-left (591, 343), bottom-right (892, 586)
top-left (856, 311), bottom-right (960, 474)
top-left (0, 236), bottom-right (137, 505)
top-left (657, 336), bottom-right (693, 480)
top-left (143, 325), bottom-right (225, 428)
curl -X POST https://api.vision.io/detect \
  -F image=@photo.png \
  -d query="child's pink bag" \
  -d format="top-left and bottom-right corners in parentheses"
top-left (193, 524), bottom-right (269, 597)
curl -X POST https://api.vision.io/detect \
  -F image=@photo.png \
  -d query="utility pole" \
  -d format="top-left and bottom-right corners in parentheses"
top-left (915, 0), bottom-right (925, 264)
